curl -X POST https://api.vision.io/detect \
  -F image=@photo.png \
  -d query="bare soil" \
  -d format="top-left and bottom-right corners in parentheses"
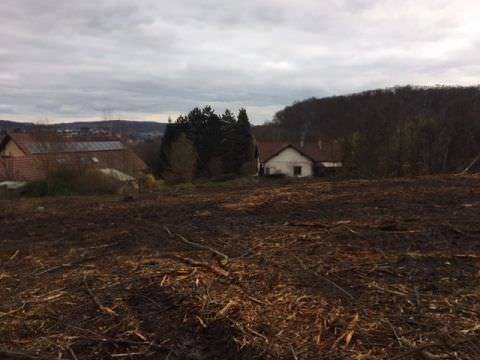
top-left (1, 175), bottom-right (480, 359)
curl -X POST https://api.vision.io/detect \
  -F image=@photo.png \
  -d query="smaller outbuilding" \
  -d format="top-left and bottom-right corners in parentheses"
top-left (256, 140), bottom-right (342, 177)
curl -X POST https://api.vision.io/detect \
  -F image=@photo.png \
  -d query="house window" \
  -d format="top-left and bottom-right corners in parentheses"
top-left (293, 166), bottom-right (302, 176)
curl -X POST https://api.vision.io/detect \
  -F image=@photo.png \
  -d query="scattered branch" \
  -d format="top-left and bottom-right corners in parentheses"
top-left (164, 226), bottom-right (229, 263)
top-left (0, 350), bottom-right (45, 359)
top-left (294, 255), bottom-right (354, 300)
top-left (172, 255), bottom-right (230, 278)
top-left (391, 340), bottom-right (444, 360)
top-left (83, 274), bottom-right (118, 316)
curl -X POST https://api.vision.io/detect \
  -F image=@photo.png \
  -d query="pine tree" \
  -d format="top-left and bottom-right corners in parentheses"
top-left (203, 107), bottom-right (223, 177)
top-left (221, 109), bottom-right (237, 174)
top-left (157, 123), bottom-right (180, 176)
top-left (234, 108), bottom-right (254, 174)
top-left (157, 106), bottom-right (254, 180)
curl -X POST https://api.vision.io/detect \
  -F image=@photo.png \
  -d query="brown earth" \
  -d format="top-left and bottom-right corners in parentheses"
top-left (1, 175), bottom-right (479, 359)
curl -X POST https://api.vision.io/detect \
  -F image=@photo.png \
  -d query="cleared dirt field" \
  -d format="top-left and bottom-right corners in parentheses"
top-left (1, 176), bottom-right (480, 359)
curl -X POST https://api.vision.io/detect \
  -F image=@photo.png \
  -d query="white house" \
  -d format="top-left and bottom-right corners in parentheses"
top-left (256, 141), bottom-right (342, 177)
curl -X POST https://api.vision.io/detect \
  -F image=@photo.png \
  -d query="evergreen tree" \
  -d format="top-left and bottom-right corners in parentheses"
top-left (176, 106), bottom-right (223, 177)
top-left (157, 123), bottom-right (182, 176)
top-left (234, 108), bottom-right (254, 174)
top-left (203, 106), bottom-right (223, 177)
top-left (157, 106), bottom-right (255, 180)
top-left (220, 109), bottom-right (237, 174)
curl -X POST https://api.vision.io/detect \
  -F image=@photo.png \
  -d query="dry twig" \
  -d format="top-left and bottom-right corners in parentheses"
top-left (164, 226), bottom-right (229, 262)
top-left (172, 255), bottom-right (230, 278)
top-left (83, 274), bottom-right (118, 316)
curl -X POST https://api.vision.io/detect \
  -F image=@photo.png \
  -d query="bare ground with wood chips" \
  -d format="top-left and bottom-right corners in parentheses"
top-left (1, 175), bottom-right (480, 359)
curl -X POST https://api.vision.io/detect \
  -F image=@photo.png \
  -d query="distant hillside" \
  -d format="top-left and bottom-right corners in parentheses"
top-left (54, 120), bottom-right (166, 134)
top-left (0, 120), bottom-right (166, 139)
top-left (254, 85), bottom-right (480, 177)
top-left (0, 120), bottom-right (35, 131)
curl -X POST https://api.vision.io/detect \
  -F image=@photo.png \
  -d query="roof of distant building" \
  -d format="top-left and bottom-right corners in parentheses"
top-left (256, 141), bottom-right (342, 163)
top-left (1, 132), bottom-right (127, 155)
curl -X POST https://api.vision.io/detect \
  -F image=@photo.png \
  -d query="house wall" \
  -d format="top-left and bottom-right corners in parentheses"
top-left (0, 141), bottom-right (24, 157)
top-left (264, 147), bottom-right (313, 177)
top-left (0, 149), bottom-right (147, 182)
top-left (0, 157), bottom-right (45, 181)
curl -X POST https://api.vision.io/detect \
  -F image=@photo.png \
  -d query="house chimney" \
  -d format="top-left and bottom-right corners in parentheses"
top-left (318, 139), bottom-right (323, 150)
top-left (300, 139), bottom-right (304, 148)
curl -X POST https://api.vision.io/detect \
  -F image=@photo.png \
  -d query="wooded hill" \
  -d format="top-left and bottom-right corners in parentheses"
top-left (254, 86), bottom-right (480, 177)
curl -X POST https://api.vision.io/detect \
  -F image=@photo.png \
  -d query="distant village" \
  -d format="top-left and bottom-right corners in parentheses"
top-left (0, 116), bottom-right (343, 193)
top-left (0, 120), bottom-right (165, 143)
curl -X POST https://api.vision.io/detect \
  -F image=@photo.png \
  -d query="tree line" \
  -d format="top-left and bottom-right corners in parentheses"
top-left (254, 85), bottom-right (480, 177)
top-left (158, 106), bottom-right (255, 183)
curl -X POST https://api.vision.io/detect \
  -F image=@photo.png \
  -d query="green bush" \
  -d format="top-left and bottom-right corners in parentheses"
top-left (21, 168), bottom-right (123, 197)
top-left (143, 174), bottom-right (158, 190)
top-left (71, 169), bottom-right (121, 195)
top-left (21, 181), bottom-right (49, 197)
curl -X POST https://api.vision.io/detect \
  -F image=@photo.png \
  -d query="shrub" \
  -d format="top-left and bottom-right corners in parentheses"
top-left (71, 169), bottom-right (121, 195)
top-left (21, 168), bottom-right (123, 197)
top-left (20, 181), bottom-right (49, 197)
top-left (143, 174), bottom-right (158, 190)
top-left (162, 133), bottom-right (197, 184)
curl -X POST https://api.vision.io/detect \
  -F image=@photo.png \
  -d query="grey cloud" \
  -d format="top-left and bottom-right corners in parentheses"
top-left (0, 0), bottom-right (479, 124)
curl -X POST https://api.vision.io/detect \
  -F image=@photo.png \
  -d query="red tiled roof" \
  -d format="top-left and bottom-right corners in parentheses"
top-left (256, 141), bottom-right (342, 163)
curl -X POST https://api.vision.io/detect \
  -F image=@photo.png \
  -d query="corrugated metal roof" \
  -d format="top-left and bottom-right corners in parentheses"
top-left (25, 141), bottom-right (126, 154)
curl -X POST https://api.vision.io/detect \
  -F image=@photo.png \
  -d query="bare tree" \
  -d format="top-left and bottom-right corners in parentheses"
top-left (162, 133), bottom-right (197, 183)
top-left (102, 108), bottom-right (115, 121)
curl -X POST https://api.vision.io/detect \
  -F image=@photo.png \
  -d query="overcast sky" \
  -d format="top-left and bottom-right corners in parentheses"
top-left (1, 0), bottom-right (479, 124)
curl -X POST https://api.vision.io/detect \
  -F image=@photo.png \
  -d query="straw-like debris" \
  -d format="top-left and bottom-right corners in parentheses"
top-left (1, 175), bottom-right (479, 359)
